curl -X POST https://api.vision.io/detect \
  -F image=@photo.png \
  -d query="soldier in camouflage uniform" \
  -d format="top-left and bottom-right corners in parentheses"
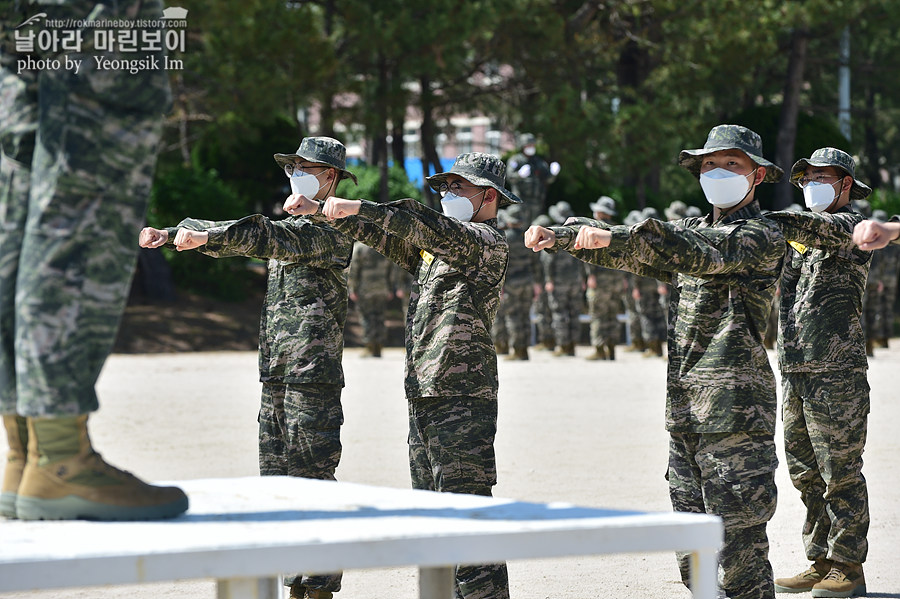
top-left (621, 210), bottom-right (646, 352)
top-left (505, 133), bottom-right (560, 224)
top-left (526, 125), bottom-right (785, 599)
top-left (635, 207), bottom-right (667, 358)
top-left (584, 196), bottom-right (622, 360)
top-left (767, 148), bottom-right (872, 598)
top-left (350, 241), bottom-right (395, 357)
top-left (286, 152), bottom-right (518, 599)
top-left (863, 210), bottom-right (900, 351)
top-left (140, 137), bottom-right (356, 599)
top-left (542, 201), bottom-right (585, 356)
top-left (496, 203), bottom-right (541, 360)
top-left (1, 0), bottom-right (188, 521)
top-left (530, 213), bottom-right (557, 350)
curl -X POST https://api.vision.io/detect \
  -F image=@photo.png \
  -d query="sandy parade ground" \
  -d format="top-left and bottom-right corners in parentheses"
top-left (1, 342), bottom-right (898, 599)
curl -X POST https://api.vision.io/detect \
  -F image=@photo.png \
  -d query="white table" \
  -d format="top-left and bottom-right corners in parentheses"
top-left (0, 477), bottom-right (722, 598)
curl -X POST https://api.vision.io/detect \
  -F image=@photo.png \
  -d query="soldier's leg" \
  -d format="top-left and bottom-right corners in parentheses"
top-left (667, 433), bottom-right (706, 586)
top-left (282, 383), bottom-right (344, 594)
top-left (492, 293), bottom-right (509, 354)
top-left (409, 396), bottom-right (509, 599)
top-left (801, 371), bottom-right (869, 565)
top-left (698, 433), bottom-right (777, 599)
top-left (782, 373), bottom-right (831, 561)
top-left (0, 57), bottom-right (38, 519)
top-left (567, 285), bottom-right (584, 348)
top-left (258, 382), bottom-right (288, 476)
top-left (504, 286), bottom-right (531, 359)
top-left (283, 383), bottom-right (343, 480)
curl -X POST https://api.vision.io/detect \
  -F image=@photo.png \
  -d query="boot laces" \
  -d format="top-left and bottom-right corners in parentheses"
top-left (823, 565), bottom-right (847, 582)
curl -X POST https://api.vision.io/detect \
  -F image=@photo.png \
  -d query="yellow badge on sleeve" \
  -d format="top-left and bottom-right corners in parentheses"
top-left (420, 250), bottom-right (434, 264)
top-left (788, 240), bottom-right (808, 254)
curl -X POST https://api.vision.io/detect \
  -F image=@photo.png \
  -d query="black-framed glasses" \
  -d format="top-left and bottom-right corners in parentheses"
top-left (798, 173), bottom-right (846, 188)
top-left (284, 163), bottom-right (328, 177)
top-left (438, 181), bottom-right (482, 196)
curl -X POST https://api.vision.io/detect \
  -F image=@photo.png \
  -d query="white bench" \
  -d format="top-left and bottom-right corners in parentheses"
top-left (0, 477), bottom-right (722, 599)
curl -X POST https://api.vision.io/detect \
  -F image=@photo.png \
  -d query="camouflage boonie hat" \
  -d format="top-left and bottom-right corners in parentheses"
top-left (426, 152), bottom-right (522, 208)
top-left (548, 201), bottom-right (575, 224)
top-left (623, 209), bottom-right (644, 226)
top-left (589, 195), bottom-right (618, 217)
top-left (642, 206), bottom-right (660, 221)
top-left (789, 147), bottom-right (872, 201)
top-left (520, 133), bottom-right (537, 147)
top-left (853, 199), bottom-right (872, 218)
top-left (532, 214), bottom-right (553, 227)
top-left (873, 209), bottom-right (888, 222)
top-left (684, 205), bottom-right (703, 218)
top-left (664, 200), bottom-right (687, 220)
top-left (679, 124), bottom-right (783, 183)
top-left (274, 136), bottom-right (358, 185)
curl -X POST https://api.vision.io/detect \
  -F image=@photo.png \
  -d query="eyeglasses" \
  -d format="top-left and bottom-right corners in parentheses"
top-left (284, 163), bottom-right (328, 177)
top-left (798, 173), bottom-right (846, 188)
top-left (438, 181), bottom-right (482, 196)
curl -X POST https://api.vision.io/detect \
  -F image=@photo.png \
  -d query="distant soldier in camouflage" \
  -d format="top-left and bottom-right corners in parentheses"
top-left (584, 197), bottom-right (622, 360)
top-left (526, 125), bottom-right (785, 599)
top-left (286, 152), bottom-right (518, 599)
top-left (768, 148), bottom-right (872, 598)
top-left (863, 210), bottom-right (900, 351)
top-left (350, 241), bottom-right (395, 357)
top-left (635, 207), bottom-right (667, 358)
top-left (505, 133), bottom-right (560, 224)
top-left (621, 210), bottom-right (646, 352)
top-left (531, 213), bottom-right (557, 350)
top-left (140, 136), bottom-right (356, 599)
top-left (497, 203), bottom-right (541, 361)
top-left (1, 0), bottom-right (188, 522)
top-left (542, 201), bottom-right (585, 356)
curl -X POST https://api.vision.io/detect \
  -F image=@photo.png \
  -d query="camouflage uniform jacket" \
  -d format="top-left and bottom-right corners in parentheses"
top-left (767, 208), bottom-right (871, 373)
top-left (311, 199), bottom-right (509, 401)
top-left (350, 241), bottom-right (394, 298)
top-left (167, 216), bottom-right (352, 386)
top-left (549, 201), bottom-right (784, 433)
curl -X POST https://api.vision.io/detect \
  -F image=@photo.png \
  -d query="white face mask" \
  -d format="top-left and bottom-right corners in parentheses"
top-left (523, 146), bottom-right (536, 157)
top-left (803, 180), bottom-right (841, 213)
top-left (289, 171), bottom-right (323, 198)
top-left (699, 167), bottom-right (756, 209)
top-left (440, 193), bottom-right (479, 222)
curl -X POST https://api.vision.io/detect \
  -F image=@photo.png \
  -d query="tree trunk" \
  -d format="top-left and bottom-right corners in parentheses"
top-left (419, 74), bottom-right (443, 209)
top-left (862, 81), bottom-right (881, 189)
top-left (377, 56), bottom-right (390, 203)
top-left (774, 27), bottom-right (808, 210)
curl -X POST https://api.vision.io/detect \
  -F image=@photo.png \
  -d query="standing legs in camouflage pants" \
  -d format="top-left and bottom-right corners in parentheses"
top-left (259, 382), bottom-right (344, 594)
top-left (408, 396), bottom-right (510, 599)
top-left (781, 371), bottom-right (869, 566)
top-left (548, 285), bottom-right (583, 354)
top-left (668, 432), bottom-right (778, 599)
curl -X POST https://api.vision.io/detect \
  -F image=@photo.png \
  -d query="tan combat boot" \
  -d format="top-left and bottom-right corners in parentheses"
top-left (643, 339), bottom-right (664, 358)
top-left (16, 415), bottom-right (188, 521)
top-left (774, 559), bottom-right (833, 594)
top-left (494, 341), bottom-right (509, 355)
top-left (812, 562), bottom-right (865, 598)
top-left (504, 345), bottom-right (529, 361)
top-left (1, 414), bottom-right (28, 518)
top-left (585, 346), bottom-right (607, 361)
top-left (625, 338), bottom-right (645, 352)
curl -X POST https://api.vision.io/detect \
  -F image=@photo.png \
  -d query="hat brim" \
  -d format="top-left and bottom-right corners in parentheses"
top-left (426, 172), bottom-right (522, 208)
top-left (589, 203), bottom-right (617, 216)
top-left (273, 152), bottom-right (358, 185)
top-left (789, 158), bottom-right (872, 200)
top-left (679, 147), bottom-right (784, 183)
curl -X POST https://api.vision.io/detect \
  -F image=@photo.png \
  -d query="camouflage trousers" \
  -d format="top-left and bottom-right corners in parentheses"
top-left (636, 286), bottom-right (666, 343)
top-left (668, 432), bottom-right (778, 599)
top-left (532, 291), bottom-right (554, 344)
top-left (408, 396), bottom-right (509, 599)
top-left (0, 0), bottom-right (169, 417)
top-left (782, 370), bottom-right (870, 565)
top-left (585, 286), bottom-right (621, 348)
top-left (623, 292), bottom-right (643, 346)
top-left (356, 293), bottom-right (387, 346)
top-left (548, 285), bottom-right (583, 346)
top-left (500, 282), bottom-right (532, 349)
top-left (492, 294), bottom-right (509, 347)
top-left (259, 381), bottom-right (344, 592)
